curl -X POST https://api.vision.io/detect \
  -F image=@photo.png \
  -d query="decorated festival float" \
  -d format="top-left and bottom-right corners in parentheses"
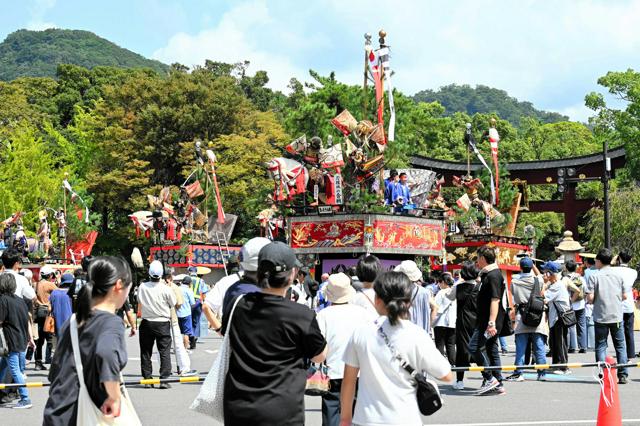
top-left (0, 175), bottom-right (97, 275)
top-left (260, 30), bottom-right (531, 282)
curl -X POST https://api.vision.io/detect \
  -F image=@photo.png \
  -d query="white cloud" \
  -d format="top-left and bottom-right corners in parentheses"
top-left (152, 0), bottom-right (312, 91)
top-left (27, 0), bottom-right (57, 31)
top-left (556, 103), bottom-right (593, 123)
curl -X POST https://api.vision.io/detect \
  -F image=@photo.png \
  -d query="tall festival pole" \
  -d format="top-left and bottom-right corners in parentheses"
top-left (363, 33), bottom-right (371, 117)
top-left (63, 172), bottom-right (68, 261)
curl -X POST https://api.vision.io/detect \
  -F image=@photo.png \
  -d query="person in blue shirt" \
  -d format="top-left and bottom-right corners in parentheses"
top-left (177, 276), bottom-right (196, 350)
top-left (391, 172), bottom-right (412, 213)
top-left (384, 170), bottom-right (399, 206)
top-left (49, 273), bottom-right (74, 337)
top-left (188, 267), bottom-right (209, 349)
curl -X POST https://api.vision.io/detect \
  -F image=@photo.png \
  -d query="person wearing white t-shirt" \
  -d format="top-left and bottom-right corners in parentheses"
top-left (317, 272), bottom-right (368, 426)
top-left (351, 255), bottom-right (382, 321)
top-left (564, 260), bottom-right (587, 354)
top-left (1, 248), bottom-right (36, 301)
top-left (613, 250), bottom-right (638, 360)
top-left (433, 273), bottom-right (457, 367)
top-left (341, 271), bottom-right (452, 426)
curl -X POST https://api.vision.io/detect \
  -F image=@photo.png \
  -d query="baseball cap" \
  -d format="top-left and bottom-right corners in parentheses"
top-left (40, 265), bottom-right (54, 277)
top-left (61, 273), bottom-right (75, 284)
top-left (394, 260), bottom-right (423, 282)
top-left (188, 266), bottom-right (198, 276)
top-left (149, 260), bottom-right (164, 279)
top-left (541, 261), bottom-right (561, 273)
top-left (239, 237), bottom-right (271, 272)
top-left (258, 242), bottom-right (302, 273)
top-left (181, 276), bottom-right (192, 285)
top-left (325, 272), bottom-right (356, 304)
top-left (519, 257), bottom-right (534, 269)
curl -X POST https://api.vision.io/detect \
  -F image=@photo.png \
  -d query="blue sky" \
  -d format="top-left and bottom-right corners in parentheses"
top-left (2, 0), bottom-right (640, 121)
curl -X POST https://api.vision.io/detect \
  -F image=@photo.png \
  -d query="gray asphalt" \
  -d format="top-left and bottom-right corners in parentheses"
top-left (4, 330), bottom-right (640, 425)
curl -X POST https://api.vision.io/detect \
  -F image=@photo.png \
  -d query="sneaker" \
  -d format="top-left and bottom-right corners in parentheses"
top-left (618, 376), bottom-right (628, 385)
top-left (501, 348), bottom-right (508, 354)
top-left (476, 377), bottom-right (500, 395)
top-left (505, 373), bottom-right (524, 382)
top-left (568, 349), bottom-right (576, 354)
top-left (452, 381), bottom-right (464, 390)
top-left (537, 375), bottom-right (547, 382)
top-left (579, 349), bottom-right (587, 354)
top-left (552, 369), bottom-right (568, 375)
top-left (13, 400), bottom-right (32, 409)
top-left (180, 369), bottom-right (198, 377)
top-left (159, 382), bottom-right (172, 390)
top-left (493, 384), bottom-right (506, 395)
top-left (34, 362), bottom-right (47, 371)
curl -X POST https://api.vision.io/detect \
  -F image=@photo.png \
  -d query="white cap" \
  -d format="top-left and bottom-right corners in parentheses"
top-left (240, 237), bottom-right (271, 272)
top-left (40, 265), bottom-right (54, 277)
top-left (394, 260), bottom-right (423, 282)
top-left (148, 260), bottom-right (164, 279)
top-left (20, 269), bottom-right (33, 281)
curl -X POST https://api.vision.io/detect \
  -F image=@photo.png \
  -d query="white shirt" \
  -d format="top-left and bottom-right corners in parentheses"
top-left (613, 265), bottom-right (638, 314)
top-left (203, 272), bottom-right (241, 317)
top-left (343, 318), bottom-right (451, 426)
top-left (6, 269), bottom-right (36, 300)
top-left (317, 304), bottom-right (369, 379)
top-left (352, 288), bottom-right (380, 321)
top-left (564, 274), bottom-right (586, 311)
top-left (433, 287), bottom-right (456, 328)
top-left (138, 280), bottom-right (177, 322)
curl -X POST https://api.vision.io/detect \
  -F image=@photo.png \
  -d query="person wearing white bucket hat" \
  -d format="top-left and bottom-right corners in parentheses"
top-left (317, 273), bottom-right (368, 426)
top-left (394, 260), bottom-right (437, 334)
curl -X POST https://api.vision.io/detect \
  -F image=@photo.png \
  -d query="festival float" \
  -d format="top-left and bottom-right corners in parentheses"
top-left (261, 30), bottom-right (530, 281)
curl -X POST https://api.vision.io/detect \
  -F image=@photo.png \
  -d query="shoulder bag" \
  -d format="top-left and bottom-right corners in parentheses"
top-left (378, 324), bottom-right (442, 416)
top-left (70, 314), bottom-right (141, 426)
top-left (305, 362), bottom-right (330, 396)
top-left (190, 294), bottom-right (245, 421)
top-left (552, 301), bottom-right (577, 327)
top-left (43, 313), bottom-right (55, 334)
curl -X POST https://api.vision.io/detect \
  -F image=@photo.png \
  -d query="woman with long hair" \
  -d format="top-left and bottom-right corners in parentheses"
top-left (43, 256), bottom-right (134, 425)
top-left (340, 271), bottom-right (452, 426)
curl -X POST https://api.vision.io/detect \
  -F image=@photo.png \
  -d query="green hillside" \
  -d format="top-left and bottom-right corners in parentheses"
top-left (0, 28), bottom-right (169, 81)
top-left (413, 84), bottom-right (569, 126)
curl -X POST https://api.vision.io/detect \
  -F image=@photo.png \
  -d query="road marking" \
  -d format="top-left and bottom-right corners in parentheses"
top-left (205, 349), bottom-right (218, 354)
top-left (430, 420), bottom-right (640, 426)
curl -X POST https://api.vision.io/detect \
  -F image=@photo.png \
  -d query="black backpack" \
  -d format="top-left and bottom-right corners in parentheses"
top-left (520, 277), bottom-right (545, 327)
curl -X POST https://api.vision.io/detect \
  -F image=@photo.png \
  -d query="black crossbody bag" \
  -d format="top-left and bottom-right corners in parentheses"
top-left (378, 325), bottom-right (442, 416)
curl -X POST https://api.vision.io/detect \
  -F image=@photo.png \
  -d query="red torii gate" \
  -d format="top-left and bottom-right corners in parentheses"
top-left (411, 147), bottom-right (626, 237)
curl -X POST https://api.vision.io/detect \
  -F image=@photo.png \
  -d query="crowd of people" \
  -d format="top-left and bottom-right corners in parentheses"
top-left (0, 239), bottom-right (637, 425)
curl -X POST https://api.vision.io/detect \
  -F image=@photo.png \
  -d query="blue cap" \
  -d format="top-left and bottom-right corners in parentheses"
top-left (541, 261), bottom-right (561, 273)
top-left (61, 273), bottom-right (75, 284)
top-left (188, 266), bottom-right (198, 275)
top-left (519, 257), bottom-right (534, 269)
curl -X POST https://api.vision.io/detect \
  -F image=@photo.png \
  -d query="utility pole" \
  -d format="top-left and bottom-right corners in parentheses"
top-left (603, 139), bottom-right (611, 249)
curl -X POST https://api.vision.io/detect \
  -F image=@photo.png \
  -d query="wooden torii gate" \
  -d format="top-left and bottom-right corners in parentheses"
top-left (411, 147), bottom-right (626, 237)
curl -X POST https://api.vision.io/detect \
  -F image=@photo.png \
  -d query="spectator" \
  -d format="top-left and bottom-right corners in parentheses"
top-left (352, 255), bottom-right (383, 321)
top-left (564, 260), bottom-right (587, 354)
top-left (33, 266), bottom-right (57, 370)
top-left (1, 249), bottom-right (36, 302)
top-left (316, 273), bottom-right (331, 312)
top-left (49, 273), bottom-right (74, 338)
top-left (43, 256), bottom-right (134, 424)
top-left (506, 257), bottom-right (548, 382)
top-left (316, 272), bottom-right (368, 426)
top-left (178, 276), bottom-right (196, 349)
top-left (469, 246), bottom-right (507, 395)
top-left (583, 255), bottom-right (598, 349)
top-left (223, 241), bottom-right (326, 425)
top-left (447, 261), bottom-right (480, 390)
top-left (187, 266), bottom-right (209, 349)
top-left (612, 250), bottom-right (637, 360)
top-left (163, 270), bottom-right (196, 377)
top-left (543, 261), bottom-right (571, 374)
top-left (394, 260), bottom-right (437, 333)
top-left (137, 261), bottom-right (176, 388)
top-left (433, 273), bottom-right (457, 368)
top-left (0, 273), bottom-right (34, 409)
top-left (67, 255), bottom-right (93, 312)
top-left (586, 248), bottom-right (629, 384)
top-left (340, 271), bottom-right (452, 426)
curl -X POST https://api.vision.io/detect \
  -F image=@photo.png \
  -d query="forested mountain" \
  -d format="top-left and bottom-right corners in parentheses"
top-left (413, 84), bottom-right (568, 126)
top-left (0, 29), bottom-right (169, 81)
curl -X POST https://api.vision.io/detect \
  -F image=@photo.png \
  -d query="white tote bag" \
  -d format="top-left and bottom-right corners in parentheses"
top-left (190, 294), bottom-right (245, 421)
top-left (70, 314), bottom-right (142, 426)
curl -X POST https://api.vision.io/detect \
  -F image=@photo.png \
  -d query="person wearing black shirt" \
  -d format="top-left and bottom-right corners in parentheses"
top-left (0, 273), bottom-right (34, 409)
top-left (469, 246), bottom-right (507, 396)
top-left (43, 256), bottom-right (134, 425)
top-left (224, 242), bottom-right (327, 426)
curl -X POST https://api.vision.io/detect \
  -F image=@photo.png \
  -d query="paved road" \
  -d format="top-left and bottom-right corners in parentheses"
top-left (4, 330), bottom-right (640, 425)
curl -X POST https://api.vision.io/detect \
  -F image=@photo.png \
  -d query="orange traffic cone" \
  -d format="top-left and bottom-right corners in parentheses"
top-left (596, 355), bottom-right (622, 426)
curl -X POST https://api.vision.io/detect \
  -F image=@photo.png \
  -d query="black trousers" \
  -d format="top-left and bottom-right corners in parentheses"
top-left (35, 315), bottom-right (53, 363)
top-left (434, 326), bottom-right (456, 366)
top-left (455, 326), bottom-right (473, 382)
top-left (139, 320), bottom-right (172, 379)
top-left (623, 312), bottom-right (635, 359)
top-left (550, 321), bottom-right (568, 369)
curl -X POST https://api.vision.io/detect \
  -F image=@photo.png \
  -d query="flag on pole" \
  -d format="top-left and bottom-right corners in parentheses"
top-left (184, 180), bottom-right (204, 199)
top-left (63, 179), bottom-right (90, 223)
top-left (488, 126), bottom-right (500, 204)
top-left (378, 46), bottom-right (395, 142)
top-left (466, 131), bottom-right (496, 205)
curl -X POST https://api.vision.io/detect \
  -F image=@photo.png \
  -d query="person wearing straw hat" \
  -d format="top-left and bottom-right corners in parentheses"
top-left (317, 273), bottom-right (368, 426)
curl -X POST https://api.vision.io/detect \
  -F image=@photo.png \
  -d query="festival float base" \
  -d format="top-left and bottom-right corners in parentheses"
top-left (150, 244), bottom-right (241, 282)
